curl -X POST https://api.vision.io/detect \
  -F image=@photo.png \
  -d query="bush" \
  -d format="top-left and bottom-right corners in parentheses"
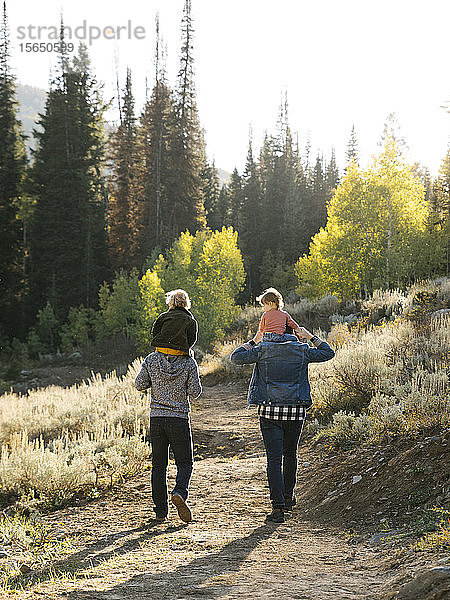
top-left (60, 306), bottom-right (102, 353)
top-left (413, 508), bottom-right (450, 551)
top-left (231, 295), bottom-right (360, 341)
top-left (362, 288), bottom-right (407, 324)
top-left (0, 513), bottom-right (75, 583)
top-left (26, 328), bottom-right (43, 359)
top-left (311, 311), bottom-right (449, 448)
top-left (98, 270), bottom-right (142, 340)
top-left (35, 302), bottom-right (59, 353)
top-left (138, 269), bottom-right (165, 350)
top-left (200, 339), bottom-right (253, 385)
top-left (0, 360), bottom-right (151, 506)
top-left (314, 411), bottom-right (371, 449)
top-left (310, 321), bottom-right (397, 421)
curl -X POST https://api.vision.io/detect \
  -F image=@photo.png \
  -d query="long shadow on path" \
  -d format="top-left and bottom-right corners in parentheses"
top-left (7, 521), bottom-right (186, 590)
top-left (69, 522), bottom-right (281, 600)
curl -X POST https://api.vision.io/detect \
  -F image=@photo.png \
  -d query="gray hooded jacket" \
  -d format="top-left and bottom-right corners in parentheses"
top-left (134, 352), bottom-right (202, 419)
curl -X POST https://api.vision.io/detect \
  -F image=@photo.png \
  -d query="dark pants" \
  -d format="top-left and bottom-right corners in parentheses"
top-left (259, 416), bottom-right (305, 509)
top-left (150, 416), bottom-right (193, 517)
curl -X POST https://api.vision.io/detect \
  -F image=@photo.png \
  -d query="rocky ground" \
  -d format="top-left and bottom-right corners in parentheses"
top-left (1, 384), bottom-right (449, 599)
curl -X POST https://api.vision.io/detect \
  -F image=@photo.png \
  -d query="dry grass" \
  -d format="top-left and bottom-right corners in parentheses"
top-left (413, 508), bottom-right (450, 552)
top-left (0, 361), bottom-right (150, 508)
top-left (0, 513), bottom-right (77, 589)
top-left (309, 313), bottom-right (449, 447)
top-left (199, 339), bottom-right (252, 384)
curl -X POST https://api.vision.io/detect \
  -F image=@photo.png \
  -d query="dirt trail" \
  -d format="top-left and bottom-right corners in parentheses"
top-left (14, 385), bottom-right (443, 600)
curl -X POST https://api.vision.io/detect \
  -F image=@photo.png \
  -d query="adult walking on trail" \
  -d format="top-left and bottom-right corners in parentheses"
top-left (230, 326), bottom-right (334, 523)
top-left (134, 290), bottom-right (201, 524)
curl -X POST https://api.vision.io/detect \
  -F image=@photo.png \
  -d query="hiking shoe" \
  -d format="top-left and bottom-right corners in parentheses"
top-left (171, 493), bottom-right (192, 523)
top-left (152, 512), bottom-right (168, 523)
top-left (265, 508), bottom-right (285, 523)
top-left (285, 496), bottom-right (297, 510)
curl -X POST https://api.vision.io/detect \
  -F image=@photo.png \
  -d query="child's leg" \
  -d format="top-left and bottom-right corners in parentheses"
top-left (149, 417), bottom-right (170, 517)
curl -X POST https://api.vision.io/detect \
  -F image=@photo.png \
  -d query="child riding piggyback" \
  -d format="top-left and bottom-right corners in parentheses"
top-left (256, 287), bottom-right (302, 339)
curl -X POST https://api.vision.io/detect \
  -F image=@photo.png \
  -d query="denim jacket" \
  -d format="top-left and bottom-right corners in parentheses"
top-left (230, 333), bottom-right (335, 408)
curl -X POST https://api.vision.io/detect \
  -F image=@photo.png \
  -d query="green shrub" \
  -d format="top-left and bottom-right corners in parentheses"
top-left (98, 270), bottom-right (143, 340)
top-left (138, 269), bottom-right (165, 350)
top-left (35, 302), bottom-right (59, 353)
top-left (26, 328), bottom-right (43, 359)
top-left (60, 306), bottom-right (101, 353)
top-left (314, 411), bottom-right (371, 449)
top-left (413, 508), bottom-right (450, 551)
top-left (0, 513), bottom-right (75, 583)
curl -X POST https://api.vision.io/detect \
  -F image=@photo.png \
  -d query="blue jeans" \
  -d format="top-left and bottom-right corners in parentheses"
top-left (150, 417), bottom-right (193, 517)
top-left (259, 416), bottom-right (305, 509)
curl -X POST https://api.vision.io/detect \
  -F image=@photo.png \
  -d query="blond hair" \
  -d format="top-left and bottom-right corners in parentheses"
top-left (256, 287), bottom-right (284, 309)
top-left (165, 289), bottom-right (191, 309)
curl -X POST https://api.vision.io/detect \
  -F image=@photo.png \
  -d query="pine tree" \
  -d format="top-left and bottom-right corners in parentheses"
top-left (255, 98), bottom-right (310, 292)
top-left (201, 159), bottom-right (221, 230)
top-left (240, 136), bottom-right (263, 297)
top-left (216, 184), bottom-right (231, 229)
top-left (227, 167), bottom-right (243, 229)
top-left (346, 124), bottom-right (359, 166)
top-left (168, 0), bottom-right (206, 238)
top-left (309, 154), bottom-right (327, 234)
top-left (259, 136), bottom-right (279, 251)
top-left (325, 148), bottom-right (340, 200)
top-left (281, 127), bottom-right (305, 263)
top-left (0, 1), bottom-right (27, 337)
top-left (259, 98), bottom-right (294, 255)
top-left (380, 113), bottom-right (408, 154)
top-left (294, 146), bottom-right (311, 252)
top-left (72, 45), bottom-right (109, 308)
top-left (108, 67), bottom-right (139, 271)
top-left (30, 39), bottom-right (109, 318)
top-left (136, 17), bottom-right (176, 261)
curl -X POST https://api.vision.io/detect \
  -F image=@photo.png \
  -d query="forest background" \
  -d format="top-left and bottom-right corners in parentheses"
top-left (0, 0), bottom-right (449, 368)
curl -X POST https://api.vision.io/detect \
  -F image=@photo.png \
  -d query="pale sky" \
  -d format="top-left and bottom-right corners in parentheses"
top-left (7, 0), bottom-right (450, 176)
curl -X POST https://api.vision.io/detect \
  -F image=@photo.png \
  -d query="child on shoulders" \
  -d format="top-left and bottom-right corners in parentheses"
top-left (256, 287), bottom-right (302, 337)
top-left (151, 289), bottom-right (197, 356)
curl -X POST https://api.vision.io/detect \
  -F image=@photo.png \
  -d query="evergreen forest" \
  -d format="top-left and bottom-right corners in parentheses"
top-left (0, 0), bottom-right (448, 361)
